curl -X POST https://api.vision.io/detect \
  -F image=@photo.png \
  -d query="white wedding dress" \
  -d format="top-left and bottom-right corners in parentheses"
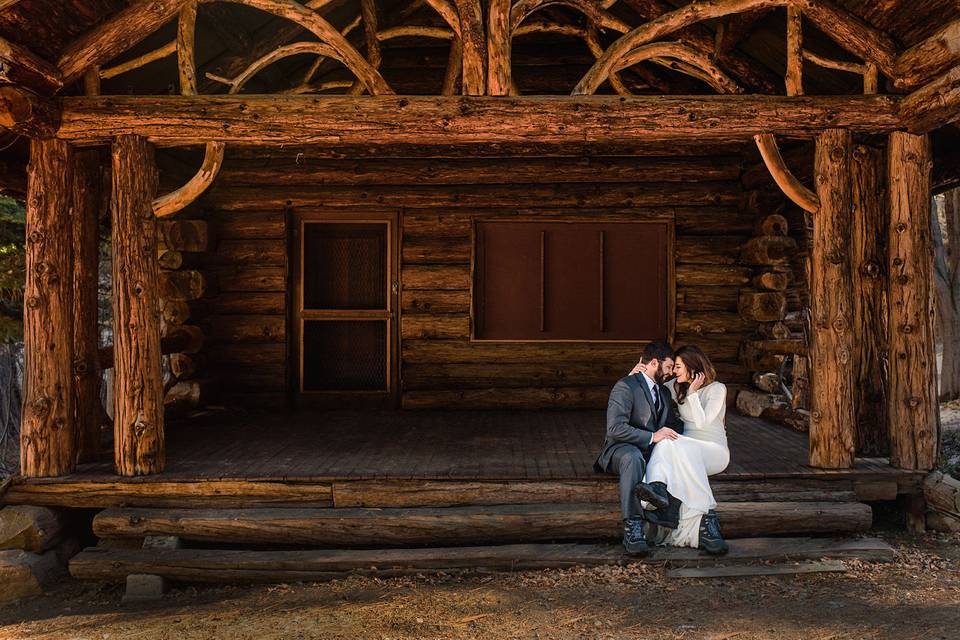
top-left (645, 379), bottom-right (730, 548)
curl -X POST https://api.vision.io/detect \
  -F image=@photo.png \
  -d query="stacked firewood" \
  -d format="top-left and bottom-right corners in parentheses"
top-left (735, 213), bottom-right (808, 431)
top-left (157, 219), bottom-right (210, 413)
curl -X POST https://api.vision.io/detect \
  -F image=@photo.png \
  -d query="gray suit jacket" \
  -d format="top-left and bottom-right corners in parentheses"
top-left (594, 373), bottom-right (684, 473)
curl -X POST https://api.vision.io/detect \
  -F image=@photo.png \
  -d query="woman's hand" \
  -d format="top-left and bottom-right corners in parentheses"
top-left (628, 360), bottom-right (643, 375)
top-left (688, 371), bottom-right (706, 394)
top-left (652, 427), bottom-right (680, 443)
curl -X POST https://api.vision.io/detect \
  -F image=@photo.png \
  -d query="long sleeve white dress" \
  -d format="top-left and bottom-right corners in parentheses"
top-left (645, 379), bottom-right (730, 548)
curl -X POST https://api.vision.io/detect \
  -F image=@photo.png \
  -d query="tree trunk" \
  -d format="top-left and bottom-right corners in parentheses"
top-left (111, 135), bottom-right (164, 476)
top-left (887, 131), bottom-right (938, 470)
top-left (72, 150), bottom-right (103, 462)
top-left (934, 188), bottom-right (960, 401)
top-left (808, 129), bottom-right (856, 469)
top-left (21, 139), bottom-right (77, 478)
top-left (850, 144), bottom-right (889, 455)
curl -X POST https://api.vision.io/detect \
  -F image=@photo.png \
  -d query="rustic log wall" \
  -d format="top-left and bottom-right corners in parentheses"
top-left (199, 152), bottom-right (759, 410)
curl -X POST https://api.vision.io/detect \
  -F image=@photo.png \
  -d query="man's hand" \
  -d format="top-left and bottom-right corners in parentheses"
top-left (629, 360), bottom-right (643, 375)
top-left (652, 427), bottom-right (680, 443)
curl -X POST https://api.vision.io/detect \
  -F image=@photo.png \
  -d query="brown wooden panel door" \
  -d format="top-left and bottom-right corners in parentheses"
top-left (474, 221), bottom-right (671, 341)
top-left (294, 214), bottom-right (397, 406)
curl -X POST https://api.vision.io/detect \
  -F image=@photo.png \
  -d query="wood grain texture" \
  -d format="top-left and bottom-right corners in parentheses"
top-left (0, 86), bottom-right (57, 138)
top-left (486, 0), bottom-right (511, 95)
top-left (111, 135), bottom-right (164, 476)
top-left (809, 129), bottom-right (856, 469)
top-left (454, 0), bottom-right (485, 95)
top-left (893, 19), bottom-right (960, 90)
top-left (58, 0), bottom-right (193, 82)
top-left (21, 139), bottom-right (76, 478)
top-left (901, 66), bottom-right (960, 133)
top-left (91, 500), bottom-right (871, 546)
top-left (56, 95), bottom-right (902, 146)
top-left (849, 144), bottom-right (889, 456)
top-left (68, 536), bottom-right (893, 582)
top-left (887, 132), bottom-right (938, 471)
top-left (0, 34), bottom-right (62, 94)
top-left (71, 150), bottom-right (102, 462)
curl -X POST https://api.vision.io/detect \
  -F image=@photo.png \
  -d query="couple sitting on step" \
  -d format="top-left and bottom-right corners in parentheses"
top-left (595, 341), bottom-right (731, 557)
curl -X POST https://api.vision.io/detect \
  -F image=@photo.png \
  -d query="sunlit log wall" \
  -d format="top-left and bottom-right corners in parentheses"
top-left (195, 148), bottom-right (805, 410)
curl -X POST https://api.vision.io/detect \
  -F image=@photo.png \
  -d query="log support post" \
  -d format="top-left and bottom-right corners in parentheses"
top-left (21, 139), bottom-right (77, 478)
top-left (887, 131), bottom-right (938, 470)
top-left (850, 144), bottom-right (889, 456)
top-left (73, 150), bottom-right (104, 462)
top-left (809, 128), bottom-right (856, 469)
top-left (111, 135), bottom-right (165, 476)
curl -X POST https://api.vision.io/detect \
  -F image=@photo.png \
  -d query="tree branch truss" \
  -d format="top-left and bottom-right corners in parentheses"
top-left (53, 0), bottom-right (917, 215)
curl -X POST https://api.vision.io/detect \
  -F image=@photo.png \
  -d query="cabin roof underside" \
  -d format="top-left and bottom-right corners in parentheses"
top-left (2, 0), bottom-right (960, 98)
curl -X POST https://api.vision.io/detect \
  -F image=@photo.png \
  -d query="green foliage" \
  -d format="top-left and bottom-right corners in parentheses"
top-left (0, 196), bottom-right (25, 342)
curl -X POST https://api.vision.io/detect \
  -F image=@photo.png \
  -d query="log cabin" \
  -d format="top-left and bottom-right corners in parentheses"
top-left (1, 0), bottom-right (959, 582)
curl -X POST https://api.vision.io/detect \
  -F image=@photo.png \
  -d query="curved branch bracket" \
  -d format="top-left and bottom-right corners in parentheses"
top-left (754, 133), bottom-right (820, 213)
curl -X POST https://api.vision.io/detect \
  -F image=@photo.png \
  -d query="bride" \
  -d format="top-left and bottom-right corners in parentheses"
top-left (635, 345), bottom-right (731, 554)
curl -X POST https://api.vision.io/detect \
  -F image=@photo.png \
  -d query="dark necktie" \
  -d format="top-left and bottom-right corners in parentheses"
top-left (652, 383), bottom-right (661, 415)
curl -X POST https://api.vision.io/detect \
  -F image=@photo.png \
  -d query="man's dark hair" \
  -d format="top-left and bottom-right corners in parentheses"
top-left (641, 340), bottom-right (674, 364)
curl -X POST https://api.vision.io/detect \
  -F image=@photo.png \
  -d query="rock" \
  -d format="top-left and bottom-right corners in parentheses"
top-left (0, 549), bottom-right (61, 603)
top-left (122, 574), bottom-right (168, 603)
top-left (142, 535), bottom-right (182, 550)
top-left (752, 372), bottom-right (782, 393)
top-left (0, 506), bottom-right (64, 552)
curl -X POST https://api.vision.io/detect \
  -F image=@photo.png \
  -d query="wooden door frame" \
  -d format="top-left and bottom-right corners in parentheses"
top-left (290, 209), bottom-right (399, 408)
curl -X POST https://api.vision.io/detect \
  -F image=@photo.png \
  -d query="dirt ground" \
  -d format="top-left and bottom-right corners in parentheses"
top-left (0, 531), bottom-right (958, 640)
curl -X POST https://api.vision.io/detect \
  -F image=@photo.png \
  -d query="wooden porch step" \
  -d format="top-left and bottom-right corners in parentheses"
top-left (4, 476), bottom-right (895, 510)
top-left (69, 536), bottom-right (894, 584)
top-left (93, 501), bottom-right (872, 546)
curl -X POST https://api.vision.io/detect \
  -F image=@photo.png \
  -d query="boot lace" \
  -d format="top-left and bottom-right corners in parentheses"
top-left (704, 514), bottom-right (723, 539)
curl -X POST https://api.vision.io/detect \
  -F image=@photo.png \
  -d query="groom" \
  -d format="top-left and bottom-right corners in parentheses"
top-left (594, 341), bottom-right (683, 556)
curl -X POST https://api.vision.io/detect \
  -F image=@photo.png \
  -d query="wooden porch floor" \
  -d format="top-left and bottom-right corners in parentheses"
top-left (3, 410), bottom-right (926, 510)
top-left (62, 410), bottom-right (915, 483)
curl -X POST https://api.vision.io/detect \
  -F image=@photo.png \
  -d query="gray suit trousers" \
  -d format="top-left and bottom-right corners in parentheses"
top-left (608, 444), bottom-right (646, 521)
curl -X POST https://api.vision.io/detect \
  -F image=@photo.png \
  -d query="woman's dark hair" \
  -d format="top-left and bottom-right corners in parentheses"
top-left (674, 345), bottom-right (717, 405)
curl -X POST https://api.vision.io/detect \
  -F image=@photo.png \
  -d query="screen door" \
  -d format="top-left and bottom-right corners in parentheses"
top-left (295, 215), bottom-right (396, 403)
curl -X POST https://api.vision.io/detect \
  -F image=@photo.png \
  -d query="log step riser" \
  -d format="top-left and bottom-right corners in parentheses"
top-left (92, 502), bottom-right (873, 547)
top-left (69, 537), bottom-right (895, 584)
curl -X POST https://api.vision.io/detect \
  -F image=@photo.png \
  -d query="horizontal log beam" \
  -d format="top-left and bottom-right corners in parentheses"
top-left (68, 536), bottom-right (893, 582)
top-left (56, 95), bottom-right (902, 146)
top-left (0, 86), bottom-right (58, 138)
top-left (901, 66), bottom-right (960, 134)
top-left (0, 36), bottom-right (63, 95)
top-left (90, 501), bottom-right (872, 546)
top-left (893, 19), bottom-right (960, 91)
top-left (58, 0), bottom-right (193, 84)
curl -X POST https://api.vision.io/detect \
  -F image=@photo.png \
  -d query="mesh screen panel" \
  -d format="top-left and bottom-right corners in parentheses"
top-left (302, 320), bottom-right (387, 391)
top-left (303, 223), bottom-right (387, 310)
